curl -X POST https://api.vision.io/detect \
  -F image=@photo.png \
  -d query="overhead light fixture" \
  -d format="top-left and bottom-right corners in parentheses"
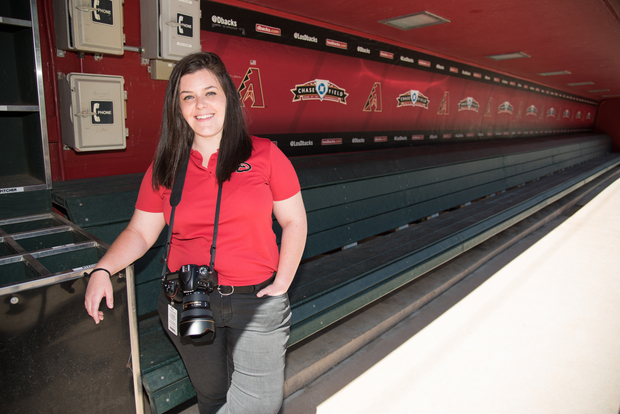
top-left (568, 82), bottom-right (595, 86)
top-left (379, 11), bottom-right (450, 30)
top-left (537, 71), bottom-right (571, 76)
top-left (589, 89), bottom-right (610, 92)
top-left (486, 52), bottom-right (530, 61)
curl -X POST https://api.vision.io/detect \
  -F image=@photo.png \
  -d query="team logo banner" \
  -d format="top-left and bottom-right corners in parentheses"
top-left (498, 101), bottom-right (514, 115)
top-left (458, 97), bottom-right (479, 112)
top-left (397, 90), bottom-right (430, 109)
top-left (291, 79), bottom-right (348, 104)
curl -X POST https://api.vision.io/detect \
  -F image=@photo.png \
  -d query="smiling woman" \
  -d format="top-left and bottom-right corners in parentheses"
top-left (84, 52), bottom-right (307, 414)
top-left (179, 70), bottom-right (227, 159)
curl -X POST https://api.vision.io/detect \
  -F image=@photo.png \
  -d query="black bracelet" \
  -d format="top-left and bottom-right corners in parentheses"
top-left (89, 268), bottom-right (112, 277)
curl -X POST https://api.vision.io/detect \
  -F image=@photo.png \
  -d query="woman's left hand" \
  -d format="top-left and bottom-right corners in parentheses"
top-left (257, 192), bottom-right (307, 297)
top-left (256, 279), bottom-right (290, 297)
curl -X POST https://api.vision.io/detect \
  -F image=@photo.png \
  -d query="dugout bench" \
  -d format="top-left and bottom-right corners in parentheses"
top-left (51, 133), bottom-right (620, 414)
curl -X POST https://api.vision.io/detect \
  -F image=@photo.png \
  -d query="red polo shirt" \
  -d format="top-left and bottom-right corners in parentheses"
top-left (136, 136), bottom-right (301, 286)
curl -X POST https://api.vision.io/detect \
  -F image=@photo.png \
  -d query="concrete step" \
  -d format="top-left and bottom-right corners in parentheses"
top-left (282, 166), bottom-right (620, 402)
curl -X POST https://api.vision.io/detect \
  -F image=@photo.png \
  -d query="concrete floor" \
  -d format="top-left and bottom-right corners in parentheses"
top-left (177, 174), bottom-right (620, 414)
top-left (283, 177), bottom-right (620, 414)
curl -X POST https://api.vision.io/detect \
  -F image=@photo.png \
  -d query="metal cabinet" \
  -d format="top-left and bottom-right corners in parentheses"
top-left (0, 0), bottom-right (52, 220)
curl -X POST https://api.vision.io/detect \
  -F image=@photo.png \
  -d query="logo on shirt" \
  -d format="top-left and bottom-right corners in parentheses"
top-left (236, 162), bottom-right (252, 173)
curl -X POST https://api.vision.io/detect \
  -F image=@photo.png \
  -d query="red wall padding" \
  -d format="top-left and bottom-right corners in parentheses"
top-left (38, 0), bottom-right (597, 181)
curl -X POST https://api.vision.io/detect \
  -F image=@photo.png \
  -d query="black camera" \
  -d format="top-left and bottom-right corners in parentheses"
top-left (163, 264), bottom-right (218, 341)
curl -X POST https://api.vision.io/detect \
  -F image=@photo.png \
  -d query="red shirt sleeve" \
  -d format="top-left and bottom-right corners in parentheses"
top-left (268, 142), bottom-right (301, 201)
top-left (135, 163), bottom-right (165, 212)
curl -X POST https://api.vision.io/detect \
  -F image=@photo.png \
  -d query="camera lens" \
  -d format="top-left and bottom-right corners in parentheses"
top-left (179, 290), bottom-right (216, 340)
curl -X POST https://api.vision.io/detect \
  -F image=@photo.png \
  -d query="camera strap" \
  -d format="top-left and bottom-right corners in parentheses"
top-left (160, 150), bottom-right (223, 281)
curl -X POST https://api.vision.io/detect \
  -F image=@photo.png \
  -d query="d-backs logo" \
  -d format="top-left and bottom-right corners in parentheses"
top-left (397, 90), bottom-right (429, 109)
top-left (291, 79), bottom-right (348, 104)
top-left (437, 92), bottom-right (450, 115)
top-left (363, 82), bottom-right (382, 112)
top-left (90, 0), bottom-right (113, 25)
top-left (458, 97), bottom-right (479, 112)
top-left (484, 97), bottom-right (493, 117)
top-left (526, 105), bottom-right (538, 116)
top-left (546, 107), bottom-right (557, 118)
top-left (237, 68), bottom-right (265, 108)
top-left (498, 101), bottom-right (513, 115)
top-left (236, 162), bottom-right (252, 173)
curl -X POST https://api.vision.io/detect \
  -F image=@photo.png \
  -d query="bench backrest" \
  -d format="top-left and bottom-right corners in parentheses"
top-left (58, 134), bottom-right (612, 316)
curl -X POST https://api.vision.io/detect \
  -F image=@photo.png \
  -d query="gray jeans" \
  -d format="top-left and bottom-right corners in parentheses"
top-left (158, 289), bottom-right (291, 414)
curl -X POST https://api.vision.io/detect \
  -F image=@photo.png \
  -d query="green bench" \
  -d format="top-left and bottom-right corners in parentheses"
top-left (51, 134), bottom-right (620, 414)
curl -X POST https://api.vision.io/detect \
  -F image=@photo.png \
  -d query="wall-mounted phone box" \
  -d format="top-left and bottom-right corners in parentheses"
top-left (141, 0), bottom-right (201, 61)
top-left (53, 0), bottom-right (124, 55)
top-left (59, 73), bottom-right (126, 152)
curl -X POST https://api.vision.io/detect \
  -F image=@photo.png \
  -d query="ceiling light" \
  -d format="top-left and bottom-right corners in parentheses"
top-left (379, 11), bottom-right (450, 30)
top-left (568, 82), bottom-right (595, 86)
top-left (537, 71), bottom-right (571, 76)
top-left (589, 89), bottom-right (610, 92)
top-left (486, 52), bottom-right (531, 61)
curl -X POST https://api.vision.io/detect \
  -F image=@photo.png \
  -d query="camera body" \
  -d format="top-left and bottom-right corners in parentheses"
top-left (163, 264), bottom-right (218, 341)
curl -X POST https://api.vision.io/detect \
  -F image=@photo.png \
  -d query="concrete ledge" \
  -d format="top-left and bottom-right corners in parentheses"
top-left (283, 165), bottom-right (620, 399)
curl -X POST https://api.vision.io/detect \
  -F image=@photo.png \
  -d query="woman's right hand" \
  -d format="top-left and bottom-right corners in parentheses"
top-left (82, 209), bottom-right (166, 324)
top-left (84, 270), bottom-right (114, 324)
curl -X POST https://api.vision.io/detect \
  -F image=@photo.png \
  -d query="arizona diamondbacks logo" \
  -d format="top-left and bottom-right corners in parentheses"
top-left (236, 162), bottom-right (251, 173)
top-left (291, 79), bottom-right (348, 104)
top-left (397, 90), bottom-right (429, 109)
top-left (238, 68), bottom-right (265, 108)
top-left (363, 82), bottom-right (382, 112)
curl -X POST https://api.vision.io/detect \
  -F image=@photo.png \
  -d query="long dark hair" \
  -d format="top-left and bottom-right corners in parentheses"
top-left (152, 52), bottom-right (253, 189)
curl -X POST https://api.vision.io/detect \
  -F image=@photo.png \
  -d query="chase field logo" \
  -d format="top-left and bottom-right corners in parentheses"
top-left (397, 90), bottom-right (430, 109)
top-left (546, 107), bottom-right (557, 118)
top-left (498, 101), bottom-right (514, 115)
top-left (562, 110), bottom-right (571, 119)
top-left (526, 105), bottom-right (538, 116)
top-left (291, 79), bottom-right (348, 104)
top-left (458, 97), bottom-right (479, 112)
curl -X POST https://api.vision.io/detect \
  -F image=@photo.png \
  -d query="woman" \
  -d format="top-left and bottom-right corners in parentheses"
top-left (84, 52), bottom-right (307, 413)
